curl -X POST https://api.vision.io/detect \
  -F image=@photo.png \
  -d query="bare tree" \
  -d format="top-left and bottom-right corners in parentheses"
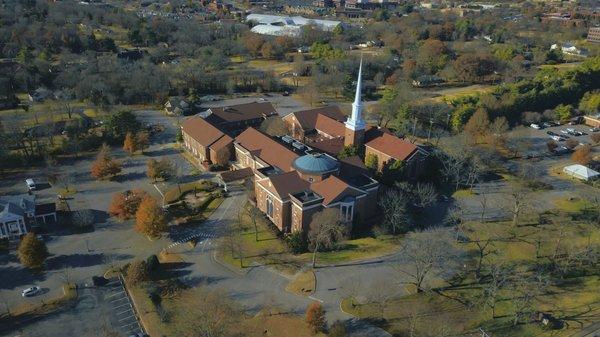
top-left (414, 183), bottom-right (438, 209)
top-left (511, 272), bottom-right (548, 326)
top-left (367, 280), bottom-right (399, 319)
top-left (395, 227), bottom-right (464, 293)
top-left (483, 262), bottom-right (512, 319)
top-left (503, 186), bottom-right (531, 227)
top-left (245, 202), bottom-right (262, 242)
top-left (379, 189), bottom-right (410, 234)
top-left (308, 209), bottom-right (345, 268)
top-left (72, 209), bottom-right (94, 228)
top-left (470, 236), bottom-right (497, 280)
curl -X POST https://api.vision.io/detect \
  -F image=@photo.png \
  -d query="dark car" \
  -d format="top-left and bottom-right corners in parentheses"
top-left (546, 131), bottom-right (557, 136)
top-left (92, 276), bottom-right (109, 286)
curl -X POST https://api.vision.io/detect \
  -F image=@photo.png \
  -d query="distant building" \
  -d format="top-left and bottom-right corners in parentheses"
top-left (588, 27), bottom-right (600, 44)
top-left (0, 195), bottom-right (56, 240)
top-left (412, 75), bottom-right (445, 87)
top-left (550, 43), bottom-right (587, 57)
top-left (246, 13), bottom-right (341, 36)
top-left (164, 97), bottom-right (193, 116)
top-left (563, 164), bottom-right (599, 181)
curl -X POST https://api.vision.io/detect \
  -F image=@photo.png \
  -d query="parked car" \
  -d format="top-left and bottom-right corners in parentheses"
top-left (530, 123), bottom-right (541, 129)
top-left (550, 135), bottom-right (563, 142)
top-left (590, 127), bottom-right (600, 132)
top-left (21, 286), bottom-right (40, 297)
top-left (25, 178), bottom-right (36, 191)
top-left (546, 131), bottom-right (558, 136)
top-left (542, 122), bottom-right (553, 128)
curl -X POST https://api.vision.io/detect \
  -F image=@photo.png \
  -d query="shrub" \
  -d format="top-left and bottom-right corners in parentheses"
top-left (305, 301), bottom-right (326, 333)
top-left (286, 231), bottom-right (308, 254)
top-left (126, 260), bottom-right (149, 286)
top-left (146, 254), bottom-right (160, 273)
top-left (328, 320), bottom-right (347, 337)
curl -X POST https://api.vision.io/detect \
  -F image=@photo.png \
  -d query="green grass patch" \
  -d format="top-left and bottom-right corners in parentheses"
top-left (553, 197), bottom-right (591, 213)
top-left (300, 235), bottom-right (400, 265)
top-left (452, 189), bottom-right (474, 198)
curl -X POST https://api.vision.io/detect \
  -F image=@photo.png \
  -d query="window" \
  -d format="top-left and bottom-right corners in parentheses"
top-left (266, 196), bottom-right (274, 218)
top-left (340, 202), bottom-right (354, 222)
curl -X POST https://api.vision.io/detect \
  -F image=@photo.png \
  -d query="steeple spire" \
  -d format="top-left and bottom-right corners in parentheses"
top-left (345, 57), bottom-right (366, 131)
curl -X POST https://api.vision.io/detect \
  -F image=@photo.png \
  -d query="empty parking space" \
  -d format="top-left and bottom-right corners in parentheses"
top-left (105, 278), bottom-right (144, 336)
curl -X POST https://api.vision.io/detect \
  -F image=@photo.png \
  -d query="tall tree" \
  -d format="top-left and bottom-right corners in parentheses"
top-left (18, 233), bottom-right (49, 270)
top-left (308, 209), bottom-right (345, 268)
top-left (90, 144), bottom-right (122, 180)
top-left (135, 196), bottom-right (167, 238)
top-left (123, 132), bottom-right (137, 155)
top-left (394, 227), bottom-right (463, 292)
top-left (379, 189), bottom-right (410, 234)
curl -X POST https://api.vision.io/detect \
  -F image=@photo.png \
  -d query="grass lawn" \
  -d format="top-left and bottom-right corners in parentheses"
top-left (342, 201), bottom-right (600, 336)
top-left (217, 204), bottom-right (401, 275)
top-left (248, 59), bottom-right (294, 75)
top-left (163, 180), bottom-right (215, 205)
top-left (130, 283), bottom-right (322, 337)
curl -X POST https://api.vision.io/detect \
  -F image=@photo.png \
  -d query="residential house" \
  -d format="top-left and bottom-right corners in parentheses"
top-left (181, 116), bottom-right (233, 167)
top-left (587, 27), bottom-right (600, 44)
top-left (200, 101), bottom-right (277, 135)
top-left (164, 97), bottom-right (192, 116)
top-left (0, 195), bottom-right (56, 240)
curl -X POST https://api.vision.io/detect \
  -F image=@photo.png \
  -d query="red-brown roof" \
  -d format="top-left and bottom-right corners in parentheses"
top-left (306, 137), bottom-right (344, 156)
top-left (314, 114), bottom-right (345, 138)
top-left (365, 129), bottom-right (418, 161)
top-left (259, 171), bottom-right (310, 199)
top-left (210, 134), bottom-right (234, 151)
top-left (235, 128), bottom-right (299, 172)
top-left (339, 155), bottom-right (369, 178)
top-left (284, 106), bottom-right (346, 131)
top-left (207, 101), bottom-right (276, 123)
top-left (219, 167), bottom-right (254, 183)
top-left (181, 116), bottom-right (227, 148)
top-left (310, 175), bottom-right (363, 206)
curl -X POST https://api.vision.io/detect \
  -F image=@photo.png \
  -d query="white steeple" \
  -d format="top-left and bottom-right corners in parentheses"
top-left (345, 58), bottom-right (366, 131)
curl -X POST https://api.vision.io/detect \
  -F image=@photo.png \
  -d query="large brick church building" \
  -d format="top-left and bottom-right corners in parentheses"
top-left (182, 60), bottom-right (427, 234)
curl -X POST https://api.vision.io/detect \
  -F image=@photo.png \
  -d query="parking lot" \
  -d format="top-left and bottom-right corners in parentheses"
top-left (512, 122), bottom-right (599, 157)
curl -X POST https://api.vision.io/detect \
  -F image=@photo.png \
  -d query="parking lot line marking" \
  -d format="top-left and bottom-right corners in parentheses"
top-left (121, 321), bottom-right (139, 328)
top-left (110, 296), bottom-right (128, 303)
top-left (113, 302), bottom-right (132, 309)
top-left (119, 315), bottom-right (135, 322)
top-left (107, 291), bottom-right (125, 298)
top-left (117, 309), bottom-right (133, 315)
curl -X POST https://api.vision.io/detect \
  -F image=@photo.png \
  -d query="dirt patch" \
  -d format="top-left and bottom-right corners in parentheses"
top-left (285, 270), bottom-right (316, 296)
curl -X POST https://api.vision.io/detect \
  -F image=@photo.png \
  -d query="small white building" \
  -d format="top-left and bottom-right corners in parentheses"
top-left (563, 164), bottom-right (600, 181)
top-left (550, 43), bottom-right (587, 57)
top-left (0, 195), bottom-right (56, 240)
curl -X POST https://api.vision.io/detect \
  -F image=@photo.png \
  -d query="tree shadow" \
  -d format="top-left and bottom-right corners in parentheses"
top-left (114, 172), bottom-right (146, 182)
top-left (46, 253), bottom-right (105, 270)
top-left (0, 265), bottom-right (48, 289)
top-left (144, 147), bottom-right (178, 157)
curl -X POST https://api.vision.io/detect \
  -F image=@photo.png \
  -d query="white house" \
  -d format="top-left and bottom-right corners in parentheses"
top-left (0, 195), bottom-right (56, 240)
top-left (563, 164), bottom-right (599, 181)
top-left (550, 43), bottom-right (587, 57)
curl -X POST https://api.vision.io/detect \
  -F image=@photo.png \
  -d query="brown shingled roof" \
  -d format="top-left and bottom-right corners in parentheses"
top-left (258, 171), bottom-right (310, 199)
top-left (365, 129), bottom-right (418, 162)
top-left (235, 127), bottom-right (299, 172)
top-left (314, 114), bottom-right (345, 138)
top-left (210, 134), bottom-right (233, 151)
top-left (219, 167), bottom-right (254, 183)
top-left (310, 175), bottom-right (364, 206)
top-left (284, 106), bottom-right (346, 131)
top-left (207, 101), bottom-right (276, 123)
top-left (181, 116), bottom-right (227, 147)
top-left (306, 137), bottom-right (345, 156)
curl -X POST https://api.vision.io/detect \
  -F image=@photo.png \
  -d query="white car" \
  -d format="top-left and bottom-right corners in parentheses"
top-left (530, 123), bottom-right (541, 129)
top-left (21, 286), bottom-right (40, 297)
top-left (560, 129), bottom-right (569, 134)
top-left (25, 178), bottom-right (36, 191)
